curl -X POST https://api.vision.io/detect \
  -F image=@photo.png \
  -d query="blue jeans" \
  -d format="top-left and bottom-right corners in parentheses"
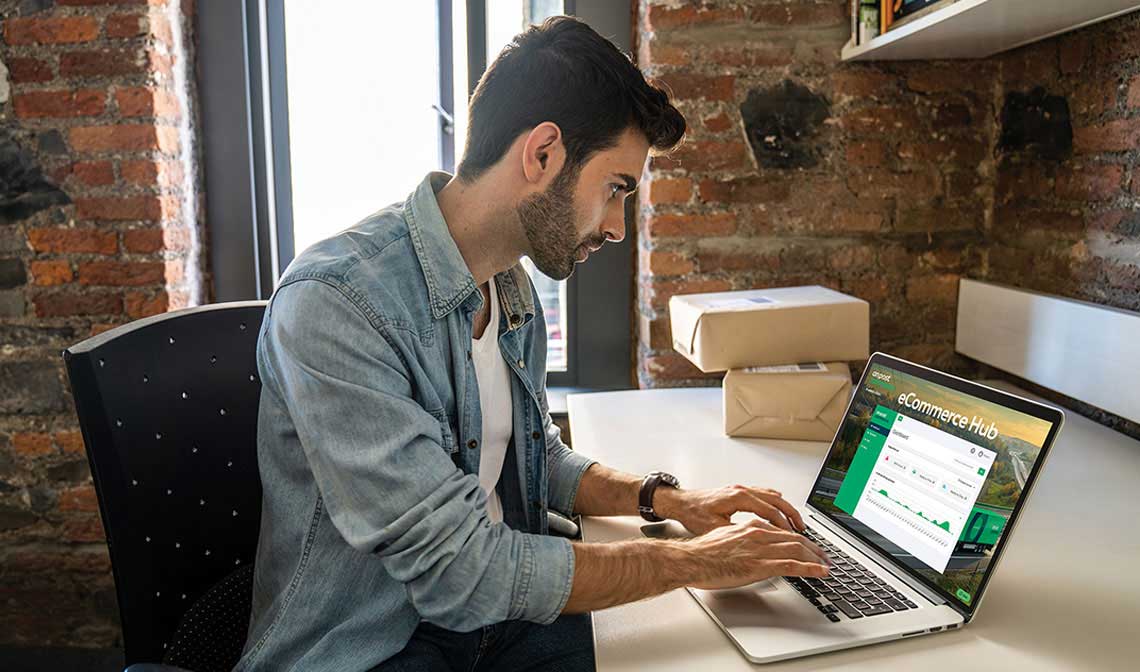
top-left (370, 613), bottom-right (595, 671)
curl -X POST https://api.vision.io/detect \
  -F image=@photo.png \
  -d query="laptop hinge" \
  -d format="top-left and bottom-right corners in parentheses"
top-left (805, 506), bottom-right (970, 620)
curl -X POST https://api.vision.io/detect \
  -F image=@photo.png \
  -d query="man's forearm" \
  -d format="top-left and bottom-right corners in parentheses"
top-left (573, 462), bottom-right (684, 518)
top-left (562, 538), bottom-right (693, 613)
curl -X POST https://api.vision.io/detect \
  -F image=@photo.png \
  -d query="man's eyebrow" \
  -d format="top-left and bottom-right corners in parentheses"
top-left (613, 173), bottom-right (638, 192)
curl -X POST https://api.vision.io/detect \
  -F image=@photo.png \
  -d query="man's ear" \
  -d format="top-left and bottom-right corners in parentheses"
top-left (522, 121), bottom-right (565, 186)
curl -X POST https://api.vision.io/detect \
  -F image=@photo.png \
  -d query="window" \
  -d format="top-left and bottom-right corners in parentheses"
top-left (199, 0), bottom-right (632, 388)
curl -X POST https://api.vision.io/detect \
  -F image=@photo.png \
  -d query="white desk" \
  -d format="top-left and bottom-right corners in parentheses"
top-left (569, 383), bottom-right (1140, 671)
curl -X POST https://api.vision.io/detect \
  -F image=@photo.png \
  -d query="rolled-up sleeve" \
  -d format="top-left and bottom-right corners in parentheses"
top-left (259, 279), bottom-right (574, 629)
top-left (540, 389), bottom-right (596, 517)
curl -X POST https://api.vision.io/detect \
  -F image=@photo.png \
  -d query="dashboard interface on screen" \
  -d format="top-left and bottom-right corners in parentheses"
top-left (808, 361), bottom-right (1055, 609)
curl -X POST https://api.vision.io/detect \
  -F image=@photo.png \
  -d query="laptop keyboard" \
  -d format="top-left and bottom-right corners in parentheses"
top-left (785, 527), bottom-right (919, 622)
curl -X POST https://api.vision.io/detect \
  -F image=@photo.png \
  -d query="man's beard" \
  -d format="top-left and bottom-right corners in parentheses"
top-left (517, 164), bottom-right (602, 280)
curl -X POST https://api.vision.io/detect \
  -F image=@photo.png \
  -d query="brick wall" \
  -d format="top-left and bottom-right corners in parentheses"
top-left (0, 0), bottom-right (202, 649)
top-left (635, 1), bottom-right (1140, 440)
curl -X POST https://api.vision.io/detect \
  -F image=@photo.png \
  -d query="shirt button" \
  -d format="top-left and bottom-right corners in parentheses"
top-left (517, 359), bottom-right (525, 369)
top-left (531, 431), bottom-right (541, 440)
top-left (510, 314), bottom-right (521, 325)
top-left (466, 350), bottom-right (472, 360)
top-left (467, 439), bottom-right (478, 449)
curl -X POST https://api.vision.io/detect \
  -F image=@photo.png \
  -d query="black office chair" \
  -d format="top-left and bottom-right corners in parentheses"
top-left (63, 301), bottom-right (268, 672)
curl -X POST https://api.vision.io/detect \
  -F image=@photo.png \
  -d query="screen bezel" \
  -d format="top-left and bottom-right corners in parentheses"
top-left (807, 352), bottom-right (1064, 620)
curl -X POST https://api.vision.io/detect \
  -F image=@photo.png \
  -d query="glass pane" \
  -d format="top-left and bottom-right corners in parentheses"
top-left (483, 1), bottom-right (569, 372)
top-left (283, 1), bottom-right (442, 255)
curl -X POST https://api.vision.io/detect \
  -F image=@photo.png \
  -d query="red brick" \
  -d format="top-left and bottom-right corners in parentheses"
top-left (645, 4), bottom-right (745, 32)
top-left (105, 13), bottom-right (147, 38)
top-left (3, 17), bottom-right (99, 45)
top-left (639, 248), bottom-right (695, 276)
top-left (828, 245), bottom-right (876, 271)
top-left (78, 261), bottom-right (166, 286)
top-left (71, 160), bottom-right (115, 187)
top-left (751, 3), bottom-right (845, 26)
top-left (120, 159), bottom-right (184, 188)
top-left (124, 289), bottom-right (187, 319)
top-left (638, 315), bottom-right (671, 350)
top-left (1055, 164), bottom-right (1123, 200)
top-left (834, 211), bottom-right (885, 232)
top-left (69, 125), bottom-right (179, 153)
top-left (12, 89), bottom-right (104, 118)
top-left (29, 260), bottom-right (74, 286)
top-left (846, 140), bottom-right (888, 167)
top-left (75, 196), bottom-right (175, 221)
top-left (60, 515), bottom-right (107, 543)
top-left (839, 105), bottom-right (925, 136)
top-left (646, 177), bottom-right (692, 205)
top-left (697, 176), bottom-right (793, 204)
top-left (658, 73), bottom-right (734, 102)
top-left (644, 278), bottom-right (733, 309)
top-left (832, 70), bottom-right (897, 98)
top-left (696, 249), bottom-right (780, 273)
top-left (905, 274), bottom-right (960, 303)
top-left (1059, 34), bottom-right (1091, 75)
top-left (844, 276), bottom-right (891, 303)
top-left (847, 170), bottom-right (941, 199)
top-left (34, 291), bottom-right (123, 317)
top-left (12, 432), bottom-right (53, 457)
top-left (896, 206), bottom-right (981, 233)
top-left (707, 46), bottom-right (793, 68)
top-left (996, 162), bottom-right (1050, 203)
top-left (55, 431), bottom-right (86, 456)
top-left (59, 484), bottom-right (99, 513)
top-left (652, 140), bottom-right (749, 172)
top-left (5, 57), bottom-right (54, 83)
top-left (1073, 119), bottom-right (1140, 154)
top-left (898, 139), bottom-right (987, 166)
top-left (115, 86), bottom-right (181, 118)
top-left (122, 228), bottom-right (164, 253)
top-left (643, 41), bottom-right (688, 67)
top-left (905, 65), bottom-right (988, 94)
top-left (60, 48), bottom-right (147, 78)
top-left (644, 212), bottom-right (736, 239)
top-left (702, 113), bottom-right (733, 133)
top-left (1127, 75), bottom-right (1140, 110)
top-left (27, 228), bottom-right (118, 255)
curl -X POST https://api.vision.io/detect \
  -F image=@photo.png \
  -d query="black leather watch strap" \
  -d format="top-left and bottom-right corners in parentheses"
top-left (638, 471), bottom-right (680, 522)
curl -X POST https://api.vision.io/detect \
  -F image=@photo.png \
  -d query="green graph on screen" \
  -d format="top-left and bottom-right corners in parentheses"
top-left (876, 489), bottom-right (952, 532)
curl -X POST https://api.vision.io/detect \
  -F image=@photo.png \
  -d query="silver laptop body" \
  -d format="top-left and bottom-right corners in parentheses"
top-left (652, 353), bottom-right (1065, 664)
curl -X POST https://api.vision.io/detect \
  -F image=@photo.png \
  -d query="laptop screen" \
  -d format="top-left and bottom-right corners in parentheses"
top-left (808, 355), bottom-right (1060, 614)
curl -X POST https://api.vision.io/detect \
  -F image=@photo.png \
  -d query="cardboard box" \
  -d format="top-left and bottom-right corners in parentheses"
top-left (723, 362), bottom-right (852, 440)
top-left (669, 286), bottom-right (869, 372)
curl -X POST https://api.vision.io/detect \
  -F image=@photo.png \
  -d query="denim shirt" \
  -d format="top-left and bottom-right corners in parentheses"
top-left (235, 172), bottom-right (597, 672)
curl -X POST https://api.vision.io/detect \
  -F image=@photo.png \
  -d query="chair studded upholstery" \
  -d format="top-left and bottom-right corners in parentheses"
top-left (63, 301), bottom-right (268, 670)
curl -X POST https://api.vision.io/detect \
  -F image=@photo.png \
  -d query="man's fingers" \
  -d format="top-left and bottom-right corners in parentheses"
top-left (751, 490), bottom-right (806, 532)
top-left (773, 560), bottom-right (829, 577)
top-left (732, 491), bottom-right (795, 531)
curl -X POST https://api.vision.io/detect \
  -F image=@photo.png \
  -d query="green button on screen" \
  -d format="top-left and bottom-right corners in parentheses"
top-left (956, 588), bottom-right (972, 603)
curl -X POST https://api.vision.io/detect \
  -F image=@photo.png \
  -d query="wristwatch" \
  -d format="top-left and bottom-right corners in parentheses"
top-left (638, 471), bottom-right (680, 522)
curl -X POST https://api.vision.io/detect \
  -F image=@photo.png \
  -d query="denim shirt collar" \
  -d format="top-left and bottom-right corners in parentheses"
top-left (406, 171), bottom-right (535, 326)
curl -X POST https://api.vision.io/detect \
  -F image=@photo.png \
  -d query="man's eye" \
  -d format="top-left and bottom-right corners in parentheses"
top-left (609, 184), bottom-right (623, 199)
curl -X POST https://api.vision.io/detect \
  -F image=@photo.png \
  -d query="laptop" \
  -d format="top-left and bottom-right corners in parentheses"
top-left (642, 352), bottom-right (1065, 664)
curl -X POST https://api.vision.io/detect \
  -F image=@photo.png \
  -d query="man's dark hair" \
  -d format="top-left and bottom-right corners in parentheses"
top-left (456, 16), bottom-right (686, 181)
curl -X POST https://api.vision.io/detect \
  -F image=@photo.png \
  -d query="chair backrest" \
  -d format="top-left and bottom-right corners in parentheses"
top-left (63, 301), bottom-right (268, 667)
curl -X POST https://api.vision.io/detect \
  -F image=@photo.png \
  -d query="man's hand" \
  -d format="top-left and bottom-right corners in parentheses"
top-left (684, 518), bottom-right (830, 590)
top-left (655, 483), bottom-right (807, 535)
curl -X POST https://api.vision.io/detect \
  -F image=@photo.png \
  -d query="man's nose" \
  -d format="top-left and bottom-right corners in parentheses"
top-left (602, 211), bottom-right (626, 244)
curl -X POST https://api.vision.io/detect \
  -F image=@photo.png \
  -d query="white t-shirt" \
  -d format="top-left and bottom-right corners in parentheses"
top-left (471, 276), bottom-right (512, 524)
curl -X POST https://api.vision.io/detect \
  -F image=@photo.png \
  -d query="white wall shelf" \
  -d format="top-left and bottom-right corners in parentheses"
top-left (842, 0), bottom-right (1140, 61)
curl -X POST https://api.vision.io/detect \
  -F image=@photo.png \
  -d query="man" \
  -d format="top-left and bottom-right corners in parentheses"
top-left (237, 16), bottom-right (829, 672)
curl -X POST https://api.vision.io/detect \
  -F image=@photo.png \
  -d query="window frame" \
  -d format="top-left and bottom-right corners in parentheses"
top-left (199, 0), bottom-right (633, 389)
